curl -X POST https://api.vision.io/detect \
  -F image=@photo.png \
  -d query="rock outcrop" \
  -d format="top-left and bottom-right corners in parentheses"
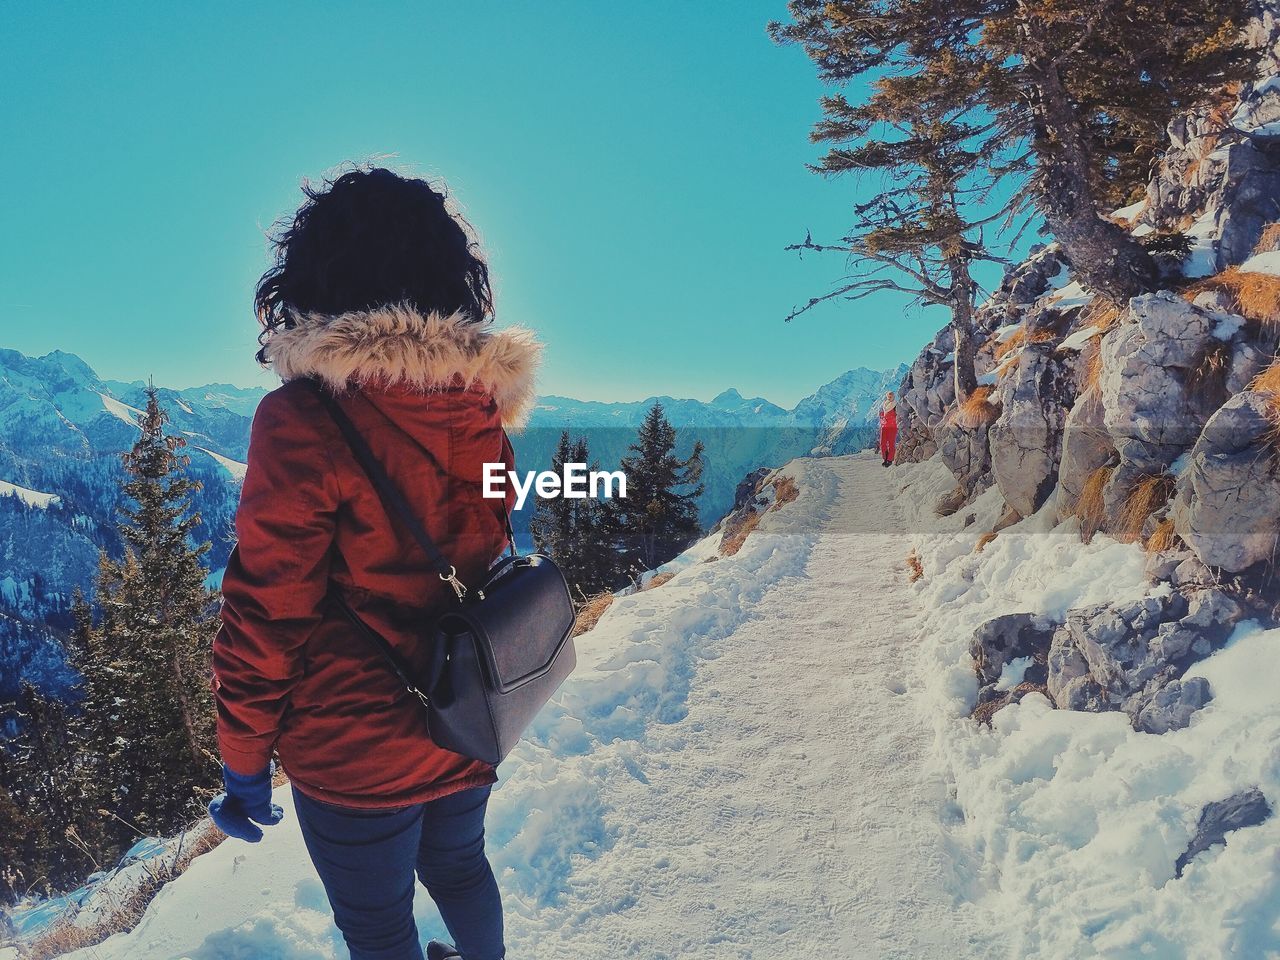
top-left (1174, 391), bottom-right (1280, 571)
top-left (902, 10), bottom-right (1280, 727)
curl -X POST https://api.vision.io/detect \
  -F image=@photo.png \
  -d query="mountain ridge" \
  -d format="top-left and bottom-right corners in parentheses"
top-left (0, 345), bottom-right (907, 701)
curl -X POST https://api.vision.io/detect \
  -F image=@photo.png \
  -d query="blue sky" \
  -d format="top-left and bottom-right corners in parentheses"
top-left (1, 2), bottom-right (989, 406)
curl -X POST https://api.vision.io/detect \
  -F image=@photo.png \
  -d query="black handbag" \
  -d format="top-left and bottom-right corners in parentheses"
top-left (310, 384), bottom-right (577, 765)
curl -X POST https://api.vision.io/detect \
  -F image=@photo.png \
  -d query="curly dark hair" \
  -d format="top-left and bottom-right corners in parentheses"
top-left (254, 167), bottom-right (494, 362)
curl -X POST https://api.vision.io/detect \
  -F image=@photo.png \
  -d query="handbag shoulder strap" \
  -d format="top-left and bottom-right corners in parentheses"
top-left (307, 381), bottom-right (470, 598)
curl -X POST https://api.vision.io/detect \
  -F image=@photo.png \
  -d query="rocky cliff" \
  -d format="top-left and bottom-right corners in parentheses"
top-left (897, 5), bottom-right (1280, 732)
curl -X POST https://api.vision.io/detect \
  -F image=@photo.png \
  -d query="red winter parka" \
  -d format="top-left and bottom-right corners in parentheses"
top-left (212, 306), bottom-right (541, 808)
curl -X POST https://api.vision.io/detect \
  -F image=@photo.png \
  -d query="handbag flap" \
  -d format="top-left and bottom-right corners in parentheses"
top-left (443, 554), bottom-right (576, 694)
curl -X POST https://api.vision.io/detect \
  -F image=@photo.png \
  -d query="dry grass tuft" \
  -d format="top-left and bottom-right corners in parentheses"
top-left (1255, 222), bottom-right (1280, 255)
top-left (1249, 359), bottom-right (1280, 449)
top-left (974, 531), bottom-right (998, 553)
top-left (1186, 337), bottom-right (1233, 409)
top-left (1084, 300), bottom-right (1123, 333)
top-left (1250, 359), bottom-right (1280, 397)
top-left (770, 475), bottom-right (799, 510)
top-left (573, 591), bottom-right (615, 636)
top-left (1147, 518), bottom-right (1179, 554)
top-left (1188, 268), bottom-right (1280, 332)
top-left (906, 549), bottom-right (924, 583)
top-left (1118, 474), bottom-right (1177, 545)
top-left (1084, 344), bottom-right (1106, 393)
top-left (994, 327), bottom-right (1058, 361)
top-left (643, 571), bottom-right (675, 591)
top-left (1073, 465), bottom-right (1114, 544)
top-left (951, 385), bottom-right (999, 430)
top-left (971, 697), bottom-right (1003, 727)
top-left (24, 822), bottom-right (223, 960)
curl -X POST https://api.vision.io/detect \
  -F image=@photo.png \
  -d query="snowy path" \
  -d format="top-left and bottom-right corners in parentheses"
top-left (59, 454), bottom-right (1000, 960)
top-left (518, 454), bottom-right (992, 958)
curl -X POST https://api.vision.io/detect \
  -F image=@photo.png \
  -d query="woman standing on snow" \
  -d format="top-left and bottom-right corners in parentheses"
top-left (208, 168), bottom-right (538, 960)
top-left (879, 391), bottom-right (898, 467)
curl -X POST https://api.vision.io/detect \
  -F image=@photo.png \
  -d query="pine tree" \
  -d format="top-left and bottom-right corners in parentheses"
top-left (606, 404), bottom-right (705, 574)
top-left (782, 51), bottom-right (993, 400)
top-left (529, 432), bottom-right (619, 599)
top-left (73, 386), bottom-right (219, 842)
top-left (772, 0), bottom-right (1256, 302)
top-left (0, 685), bottom-right (105, 897)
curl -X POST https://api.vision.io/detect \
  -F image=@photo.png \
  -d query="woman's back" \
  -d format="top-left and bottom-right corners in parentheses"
top-left (207, 167), bottom-right (524, 959)
top-left (213, 305), bottom-right (538, 807)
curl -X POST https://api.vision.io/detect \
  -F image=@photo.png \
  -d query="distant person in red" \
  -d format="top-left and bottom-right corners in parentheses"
top-left (879, 391), bottom-right (898, 467)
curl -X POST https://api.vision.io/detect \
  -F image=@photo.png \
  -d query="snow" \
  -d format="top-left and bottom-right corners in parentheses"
top-left (1181, 209), bottom-right (1221, 279)
top-left (994, 656), bottom-right (1033, 692)
top-left (1239, 249), bottom-right (1280, 277)
top-left (193, 446), bottom-right (248, 481)
top-left (1111, 200), bottom-right (1146, 223)
top-left (1213, 312), bottom-right (1246, 341)
top-left (0, 479), bottom-right (59, 509)
top-left (1232, 74), bottom-right (1280, 133)
top-left (898, 463), bottom-right (1280, 959)
top-left (23, 453), bottom-right (1279, 959)
top-left (97, 393), bottom-right (145, 427)
top-left (994, 322), bottom-right (1023, 343)
top-left (1058, 325), bottom-right (1102, 351)
top-left (48, 454), bottom-right (1005, 960)
top-left (1046, 280), bottom-right (1092, 311)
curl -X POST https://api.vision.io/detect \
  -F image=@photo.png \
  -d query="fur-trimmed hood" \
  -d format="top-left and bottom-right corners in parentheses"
top-left (262, 304), bottom-right (541, 428)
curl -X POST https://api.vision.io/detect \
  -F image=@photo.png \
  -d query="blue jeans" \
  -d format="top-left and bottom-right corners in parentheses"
top-left (292, 785), bottom-right (505, 960)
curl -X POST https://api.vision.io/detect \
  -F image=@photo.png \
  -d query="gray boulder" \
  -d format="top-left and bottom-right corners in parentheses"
top-left (1146, 547), bottom-right (1193, 583)
top-left (937, 417), bottom-right (994, 491)
top-left (1064, 595), bottom-right (1188, 694)
top-left (1058, 385), bottom-right (1115, 521)
top-left (1099, 293), bottom-right (1216, 468)
top-left (1047, 623), bottom-right (1094, 705)
top-left (990, 345), bottom-right (1075, 517)
top-left (1135, 676), bottom-right (1213, 734)
top-left (1047, 586), bottom-right (1246, 728)
top-left (970, 613), bottom-right (1057, 686)
top-left (1175, 391), bottom-right (1280, 573)
top-left (1175, 787), bottom-right (1273, 878)
top-left (1215, 143), bottom-right (1280, 269)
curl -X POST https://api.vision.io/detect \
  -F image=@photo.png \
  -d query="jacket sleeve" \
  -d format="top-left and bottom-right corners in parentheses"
top-left (212, 389), bottom-right (340, 775)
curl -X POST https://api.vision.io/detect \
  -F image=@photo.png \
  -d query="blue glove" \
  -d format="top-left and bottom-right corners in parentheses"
top-left (209, 763), bottom-right (284, 843)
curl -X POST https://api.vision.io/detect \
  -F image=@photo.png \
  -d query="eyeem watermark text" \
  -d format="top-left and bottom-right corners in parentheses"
top-left (483, 464), bottom-right (627, 511)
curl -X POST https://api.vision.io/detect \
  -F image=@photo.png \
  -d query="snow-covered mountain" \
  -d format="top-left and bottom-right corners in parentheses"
top-left (0, 346), bottom-right (905, 701)
top-left (0, 350), bottom-right (254, 701)
top-left (520, 363), bottom-right (906, 536)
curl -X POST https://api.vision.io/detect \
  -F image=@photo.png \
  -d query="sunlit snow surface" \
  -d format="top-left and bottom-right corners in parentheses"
top-left (902, 460), bottom-right (1280, 959)
top-left (192, 446), bottom-right (248, 481)
top-left (0, 480), bottom-right (60, 508)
